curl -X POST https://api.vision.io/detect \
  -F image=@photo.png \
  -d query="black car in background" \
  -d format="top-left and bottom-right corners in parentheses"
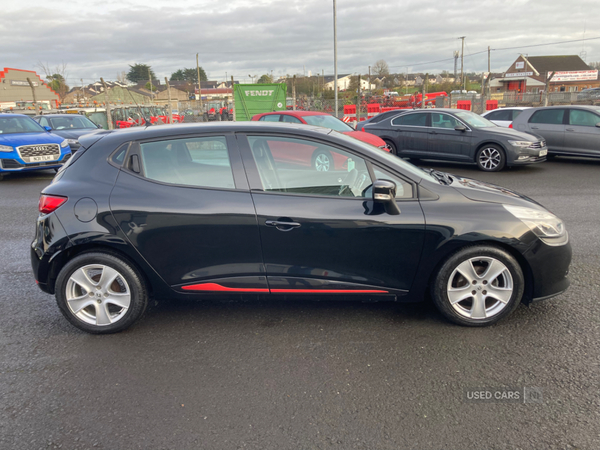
top-left (362, 108), bottom-right (547, 171)
top-left (511, 105), bottom-right (600, 158)
top-left (34, 114), bottom-right (101, 152)
top-left (31, 122), bottom-right (571, 334)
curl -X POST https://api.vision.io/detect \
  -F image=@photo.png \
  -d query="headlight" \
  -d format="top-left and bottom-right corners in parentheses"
top-left (66, 139), bottom-right (78, 145)
top-left (508, 140), bottom-right (534, 148)
top-left (0, 145), bottom-right (14, 153)
top-left (60, 140), bottom-right (69, 148)
top-left (503, 204), bottom-right (565, 238)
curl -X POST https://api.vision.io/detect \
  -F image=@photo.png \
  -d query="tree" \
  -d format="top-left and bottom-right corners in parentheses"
top-left (589, 61), bottom-right (600, 70)
top-left (127, 64), bottom-right (155, 83)
top-left (45, 74), bottom-right (69, 99)
top-left (372, 59), bottom-right (390, 77)
top-left (36, 62), bottom-right (69, 99)
top-left (257, 74), bottom-right (273, 84)
top-left (170, 67), bottom-right (207, 83)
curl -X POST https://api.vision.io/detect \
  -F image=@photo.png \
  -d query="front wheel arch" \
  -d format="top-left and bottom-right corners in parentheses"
top-left (424, 240), bottom-right (533, 307)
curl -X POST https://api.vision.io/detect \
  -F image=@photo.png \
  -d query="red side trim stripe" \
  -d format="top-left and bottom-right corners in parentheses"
top-left (181, 283), bottom-right (269, 293)
top-left (181, 283), bottom-right (388, 294)
top-left (271, 289), bottom-right (388, 293)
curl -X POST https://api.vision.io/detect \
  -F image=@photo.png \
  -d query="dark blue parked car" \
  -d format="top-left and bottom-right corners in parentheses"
top-left (0, 114), bottom-right (71, 180)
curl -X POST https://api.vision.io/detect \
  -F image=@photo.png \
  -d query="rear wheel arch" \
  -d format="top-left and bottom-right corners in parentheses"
top-left (47, 243), bottom-right (154, 298)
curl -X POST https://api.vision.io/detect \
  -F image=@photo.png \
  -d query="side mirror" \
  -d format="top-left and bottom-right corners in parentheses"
top-left (595, 122), bottom-right (600, 128)
top-left (372, 179), bottom-right (400, 215)
top-left (43, 126), bottom-right (52, 132)
top-left (454, 125), bottom-right (466, 132)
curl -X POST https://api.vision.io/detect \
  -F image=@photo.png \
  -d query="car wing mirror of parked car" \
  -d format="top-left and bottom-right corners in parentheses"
top-left (43, 126), bottom-right (52, 132)
top-left (372, 179), bottom-right (400, 215)
top-left (595, 122), bottom-right (600, 128)
top-left (454, 125), bottom-right (466, 132)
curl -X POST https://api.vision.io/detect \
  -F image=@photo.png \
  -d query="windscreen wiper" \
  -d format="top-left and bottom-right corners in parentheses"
top-left (423, 168), bottom-right (453, 185)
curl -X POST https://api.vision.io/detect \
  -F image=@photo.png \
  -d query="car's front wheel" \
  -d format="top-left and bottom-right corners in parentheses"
top-left (55, 252), bottom-right (148, 334)
top-left (431, 246), bottom-right (524, 326)
top-left (476, 144), bottom-right (506, 171)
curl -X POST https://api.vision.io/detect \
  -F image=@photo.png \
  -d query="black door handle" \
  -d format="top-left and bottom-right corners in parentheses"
top-left (266, 220), bottom-right (301, 231)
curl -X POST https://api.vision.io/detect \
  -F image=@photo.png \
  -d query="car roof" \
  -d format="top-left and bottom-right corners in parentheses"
top-left (0, 113), bottom-right (30, 118)
top-left (260, 111), bottom-right (330, 117)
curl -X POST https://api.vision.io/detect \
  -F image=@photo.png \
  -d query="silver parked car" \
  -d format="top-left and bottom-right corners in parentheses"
top-left (481, 107), bottom-right (530, 128)
top-left (512, 106), bottom-right (600, 158)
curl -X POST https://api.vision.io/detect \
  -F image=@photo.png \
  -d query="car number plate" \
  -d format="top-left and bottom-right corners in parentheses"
top-left (539, 149), bottom-right (548, 157)
top-left (31, 155), bottom-right (55, 162)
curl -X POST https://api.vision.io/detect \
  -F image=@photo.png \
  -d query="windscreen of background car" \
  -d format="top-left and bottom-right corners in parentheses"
top-left (0, 116), bottom-right (46, 134)
top-left (301, 115), bottom-right (354, 133)
top-left (453, 111), bottom-right (496, 128)
top-left (47, 116), bottom-right (98, 130)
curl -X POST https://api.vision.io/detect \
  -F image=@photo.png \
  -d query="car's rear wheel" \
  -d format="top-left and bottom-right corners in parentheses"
top-left (476, 144), bottom-right (506, 171)
top-left (55, 252), bottom-right (148, 334)
top-left (312, 150), bottom-right (333, 172)
top-left (431, 246), bottom-right (524, 326)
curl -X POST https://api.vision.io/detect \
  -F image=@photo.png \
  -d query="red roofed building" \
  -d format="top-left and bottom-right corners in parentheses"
top-left (0, 68), bottom-right (60, 109)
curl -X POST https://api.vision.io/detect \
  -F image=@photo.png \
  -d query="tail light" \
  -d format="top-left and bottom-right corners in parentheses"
top-left (39, 195), bottom-right (67, 214)
top-left (509, 123), bottom-right (513, 128)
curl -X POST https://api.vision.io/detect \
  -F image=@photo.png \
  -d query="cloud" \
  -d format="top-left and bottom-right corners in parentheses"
top-left (1, 0), bottom-right (598, 84)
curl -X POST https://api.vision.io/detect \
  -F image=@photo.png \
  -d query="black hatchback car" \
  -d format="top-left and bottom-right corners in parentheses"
top-left (31, 122), bottom-right (571, 333)
top-left (362, 108), bottom-right (547, 171)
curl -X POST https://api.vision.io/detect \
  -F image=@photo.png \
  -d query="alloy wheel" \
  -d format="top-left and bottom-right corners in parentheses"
top-left (446, 257), bottom-right (513, 320)
top-left (314, 153), bottom-right (331, 171)
top-left (478, 147), bottom-right (502, 171)
top-left (65, 264), bottom-right (131, 326)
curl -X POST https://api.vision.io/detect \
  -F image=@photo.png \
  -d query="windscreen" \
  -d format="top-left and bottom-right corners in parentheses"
top-left (0, 116), bottom-right (45, 134)
top-left (454, 111), bottom-right (496, 128)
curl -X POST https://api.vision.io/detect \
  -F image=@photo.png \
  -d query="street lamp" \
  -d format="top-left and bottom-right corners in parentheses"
top-left (333, 0), bottom-right (338, 117)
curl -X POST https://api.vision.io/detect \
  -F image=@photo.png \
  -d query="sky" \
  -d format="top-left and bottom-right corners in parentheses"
top-left (2, 0), bottom-right (599, 86)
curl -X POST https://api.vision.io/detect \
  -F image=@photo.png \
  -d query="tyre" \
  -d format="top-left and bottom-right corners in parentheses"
top-left (476, 144), bottom-right (506, 171)
top-left (55, 252), bottom-right (148, 334)
top-left (384, 139), bottom-right (397, 155)
top-left (312, 150), bottom-right (333, 172)
top-left (431, 246), bottom-right (524, 326)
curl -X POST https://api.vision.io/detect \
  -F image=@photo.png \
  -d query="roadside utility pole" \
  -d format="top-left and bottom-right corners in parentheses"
top-left (100, 78), bottom-right (113, 129)
top-left (196, 53), bottom-right (203, 114)
top-left (422, 73), bottom-right (428, 109)
top-left (356, 74), bottom-right (361, 123)
top-left (292, 75), bottom-right (297, 111)
top-left (231, 76), bottom-right (236, 121)
top-left (333, 0), bottom-right (338, 117)
top-left (459, 36), bottom-right (465, 90)
top-left (544, 71), bottom-right (555, 107)
top-left (26, 78), bottom-right (38, 112)
top-left (164, 77), bottom-right (173, 124)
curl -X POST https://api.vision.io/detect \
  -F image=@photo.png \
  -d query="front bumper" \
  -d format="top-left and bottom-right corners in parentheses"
top-left (523, 233), bottom-right (572, 303)
top-left (1, 152), bottom-right (71, 172)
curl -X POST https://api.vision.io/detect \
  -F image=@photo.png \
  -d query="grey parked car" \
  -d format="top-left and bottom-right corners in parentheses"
top-left (511, 105), bottom-right (600, 158)
top-left (362, 108), bottom-right (547, 171)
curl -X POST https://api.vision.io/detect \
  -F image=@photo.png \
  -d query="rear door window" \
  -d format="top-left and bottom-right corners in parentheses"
top-left (138, 136), bottom-right (235, 189)
top-left (529, 109), bottom-right (565, 124)
top-left (391, 113), bottom-right (428, 127)
top-left (281, 115), bottom-right (303, 124)
top-left (486, 109), bottom-right (512, 121)
top-left (259, 115), bottom-right (281, 122)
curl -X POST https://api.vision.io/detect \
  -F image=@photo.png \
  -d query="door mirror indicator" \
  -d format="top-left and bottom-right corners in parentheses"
top-left (454, 125), bottom-right (467, 132)
top-left (372, 179), bottom-right (400, 215)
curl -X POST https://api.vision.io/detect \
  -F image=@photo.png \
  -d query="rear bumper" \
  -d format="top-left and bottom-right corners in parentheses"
top-left (31, 211), bottom-right (71, 295)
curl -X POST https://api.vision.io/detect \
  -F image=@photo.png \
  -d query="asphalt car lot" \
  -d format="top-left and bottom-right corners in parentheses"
top-left (1, 157), bottom-right (599, 449)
